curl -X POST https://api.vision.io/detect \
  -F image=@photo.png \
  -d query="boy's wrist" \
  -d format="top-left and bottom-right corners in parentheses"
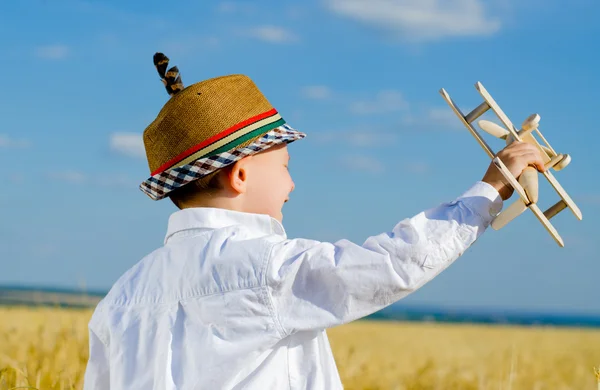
top-left (481, 179), bottom-right (511, 201)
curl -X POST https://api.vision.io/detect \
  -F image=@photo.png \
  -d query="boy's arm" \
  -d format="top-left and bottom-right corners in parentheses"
top-left (264, 181), bottom-right (503, 338)
top-left (83, 326), bottom-right (110, 389)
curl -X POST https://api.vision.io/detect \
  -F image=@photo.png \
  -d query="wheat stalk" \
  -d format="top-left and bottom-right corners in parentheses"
top-left (594, 366), bottom-right (600, 390)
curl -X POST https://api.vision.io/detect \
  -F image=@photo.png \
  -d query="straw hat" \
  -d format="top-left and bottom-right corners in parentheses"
top-left (139, 53), bottom-right (306, 200)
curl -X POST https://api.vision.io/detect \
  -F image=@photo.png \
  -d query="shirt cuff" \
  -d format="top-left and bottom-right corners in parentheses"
top-left (456, 181), bottom-right (504, 225)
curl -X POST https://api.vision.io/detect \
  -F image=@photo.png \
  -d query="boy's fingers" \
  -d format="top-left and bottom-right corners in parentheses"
top-left (539, 160), bottom-right (547, 172)
top-left (521, 152), bottom-right (546, 172)
top-left (499, 143), bottom-right (547, 172)
top-left (533, 161), bottom-right (546, 172)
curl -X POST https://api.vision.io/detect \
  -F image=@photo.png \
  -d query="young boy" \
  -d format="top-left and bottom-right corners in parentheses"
top-left (83, 53), bottom-right (547, 389)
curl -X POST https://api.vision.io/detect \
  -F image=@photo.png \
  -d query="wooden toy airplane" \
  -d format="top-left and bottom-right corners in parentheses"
top-left (439, 82), bottom-right (582, 247)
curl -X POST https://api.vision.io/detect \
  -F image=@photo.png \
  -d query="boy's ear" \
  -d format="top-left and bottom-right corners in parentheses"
top-left (227, 156), bottom-right (253, 194)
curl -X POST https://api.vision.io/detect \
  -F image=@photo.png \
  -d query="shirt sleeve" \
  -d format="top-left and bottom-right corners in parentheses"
top-left (264, 181), bottom-right (503, 337)
top-left (83, 326), bottom-right (111, 389)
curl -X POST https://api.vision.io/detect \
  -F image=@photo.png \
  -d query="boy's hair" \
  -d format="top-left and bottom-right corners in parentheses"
top-left (168, 169), bottom-right (224, 209)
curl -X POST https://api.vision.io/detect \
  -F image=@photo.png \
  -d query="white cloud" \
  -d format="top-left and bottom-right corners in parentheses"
top-left (301, 85), bottom-right (333, 100)
top-left (402, 106), bottom-right (463, 131)
top-left (34, 44), bottom-right (70, 60)
top-left (339, 155), bottom-right (385, 174)
top-left (404, 107), bottom-right (466, 130)
top-left (109, 132), bottom-right (146, 159)
top-left (247, 26), bottom-right (299, 43)
top-left (325, 0), bottom-right (501, 42)
top-left (47, 170), bottom-right (87, 183)
top-left (0, 134), bottom-right (30, 148)
top-left (351, 90), bottom-right (409, 115)
top-left (47, 170), bottom-right (138, 189)
top-left (426, 107), bottom-right (462, 127)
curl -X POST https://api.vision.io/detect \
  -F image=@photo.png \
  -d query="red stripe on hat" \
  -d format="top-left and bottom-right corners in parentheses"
top-left (151, 108), bottom-right (278, 176)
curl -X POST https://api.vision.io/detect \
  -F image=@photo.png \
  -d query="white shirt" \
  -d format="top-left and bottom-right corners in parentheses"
top-left (83, 181), bottom-right (502, 390)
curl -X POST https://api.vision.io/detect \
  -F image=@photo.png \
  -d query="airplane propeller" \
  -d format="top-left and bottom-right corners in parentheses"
top-left (477, 120), bottom-right (510, 139)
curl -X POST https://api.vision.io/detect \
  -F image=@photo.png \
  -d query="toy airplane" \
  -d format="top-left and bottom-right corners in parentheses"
top-left (438, 82), bottom-right (582, 247)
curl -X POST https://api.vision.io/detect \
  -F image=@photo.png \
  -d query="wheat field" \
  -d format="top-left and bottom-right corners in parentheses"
top-left (1, 306), bottom-right (599, 390)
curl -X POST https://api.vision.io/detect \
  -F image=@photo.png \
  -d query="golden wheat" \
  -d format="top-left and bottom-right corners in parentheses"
top-left (1, 306), bottom-right (599, 390)
top-left (328, 320), bottom-right (600, 390)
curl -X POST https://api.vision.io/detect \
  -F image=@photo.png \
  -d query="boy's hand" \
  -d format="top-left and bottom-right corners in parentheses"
top-left (481, 141), bottom-right (547, 201)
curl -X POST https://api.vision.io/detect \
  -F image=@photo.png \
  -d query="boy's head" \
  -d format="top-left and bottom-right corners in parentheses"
top-left (167, 142), bottom-right (294, 222)
top-left (139, 53), bottom-right (305, 222)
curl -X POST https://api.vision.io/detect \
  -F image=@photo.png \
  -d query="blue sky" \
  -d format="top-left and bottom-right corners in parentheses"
top-left (1, 0), bottom-right (599, 314)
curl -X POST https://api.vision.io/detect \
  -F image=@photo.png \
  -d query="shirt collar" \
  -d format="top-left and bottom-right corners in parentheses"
top-left (164, 207), bottom-right (287, 244)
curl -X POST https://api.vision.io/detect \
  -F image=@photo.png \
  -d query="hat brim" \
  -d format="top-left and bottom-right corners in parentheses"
top-left (139, 124), bottom-right (306, 201)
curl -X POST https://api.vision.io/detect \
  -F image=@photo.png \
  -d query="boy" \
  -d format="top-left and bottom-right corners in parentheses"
top-left (83, 53), bottom-right (546, 389)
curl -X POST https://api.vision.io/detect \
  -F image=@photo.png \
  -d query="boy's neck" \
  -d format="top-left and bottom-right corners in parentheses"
top-left (180, 196), bottom-right (242, 212)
